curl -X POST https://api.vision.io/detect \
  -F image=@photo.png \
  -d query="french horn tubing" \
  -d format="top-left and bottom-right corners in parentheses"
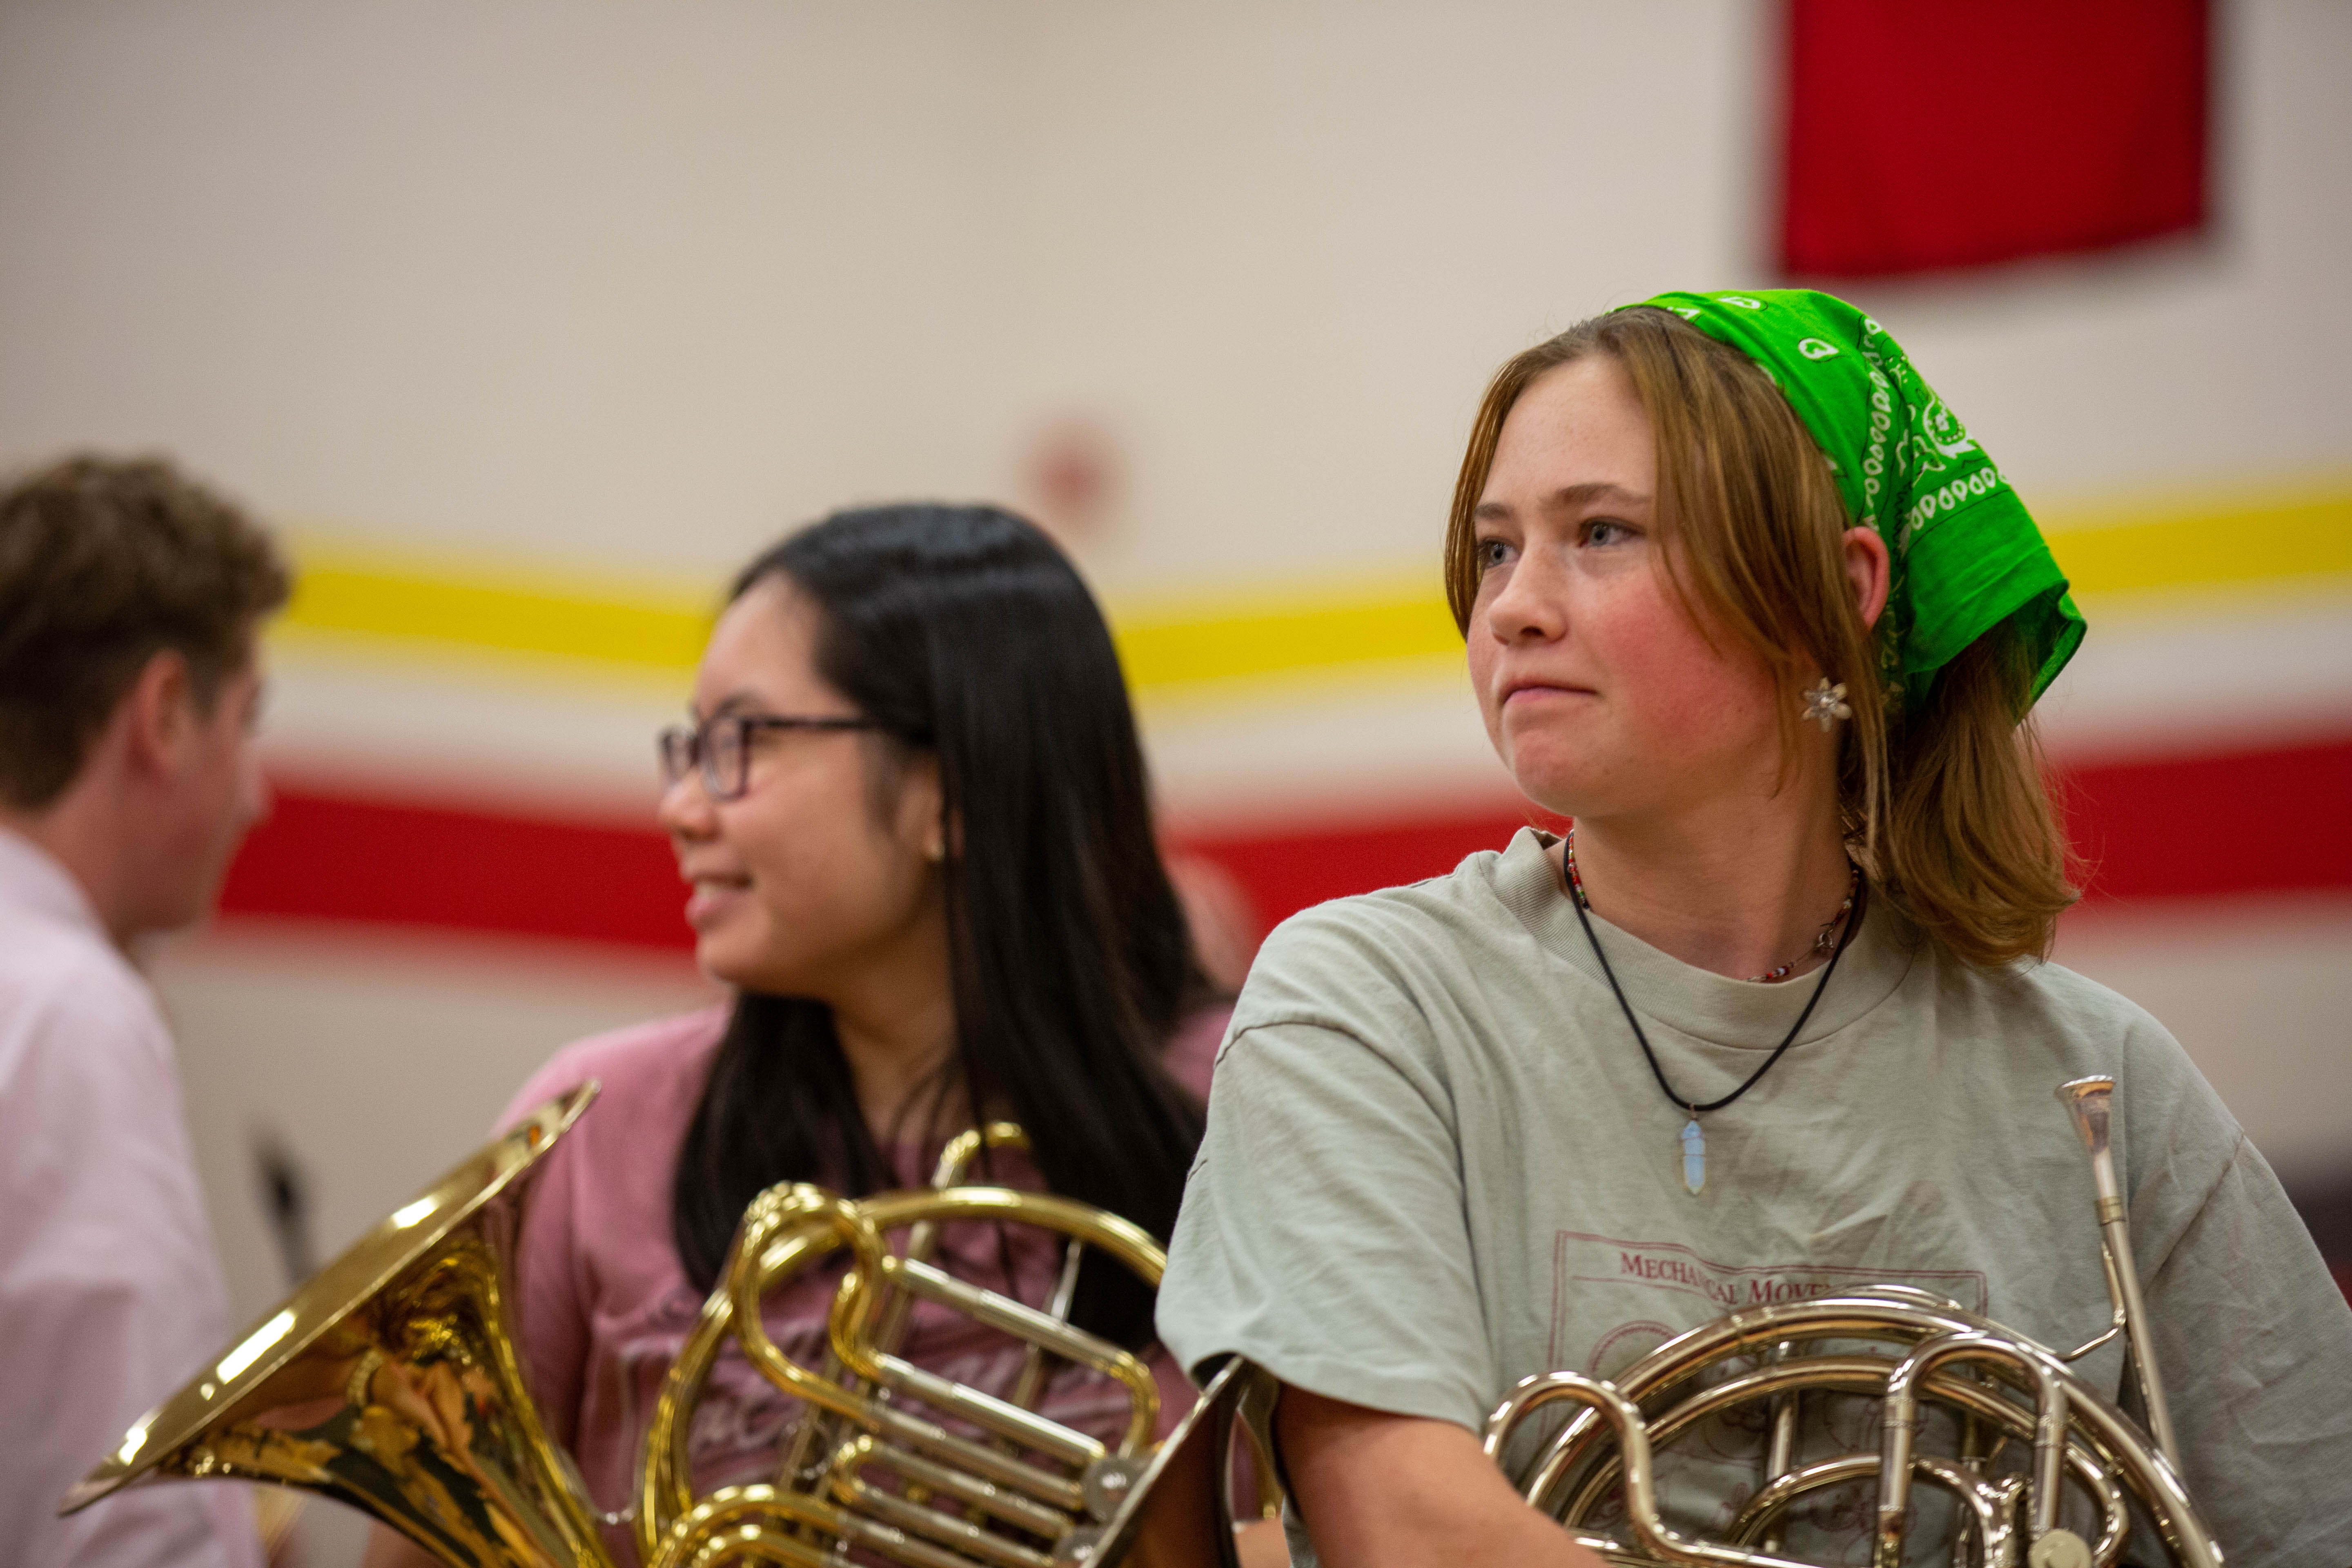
top-left (61, 1090), bottom-right (1267, 1568)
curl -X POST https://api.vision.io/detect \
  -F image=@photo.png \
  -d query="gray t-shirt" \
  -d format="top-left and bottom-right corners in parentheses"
top-left (1158, 830), bottom-right (2352, 1568)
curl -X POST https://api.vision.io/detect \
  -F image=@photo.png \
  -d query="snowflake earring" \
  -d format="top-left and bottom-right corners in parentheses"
top-left (1802, 677), bottom-right (1852, 732)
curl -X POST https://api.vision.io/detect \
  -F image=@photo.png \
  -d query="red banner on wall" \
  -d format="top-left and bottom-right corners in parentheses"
top-left (1781, 0), bottom-right (2210, 278)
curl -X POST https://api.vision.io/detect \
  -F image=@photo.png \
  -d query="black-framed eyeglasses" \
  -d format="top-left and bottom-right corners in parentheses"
top-left (657, 713), bottom-right (880, 802)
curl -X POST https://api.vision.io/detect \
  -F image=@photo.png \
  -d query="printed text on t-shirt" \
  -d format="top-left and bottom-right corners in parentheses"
top-left (1549, 1230), bottom-right (1989, 1373)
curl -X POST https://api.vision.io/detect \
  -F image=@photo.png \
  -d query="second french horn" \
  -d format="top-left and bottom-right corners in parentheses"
top-left (633, 1121), bottom-right (1247, 1568)
top-left (62, 1090), bottom-right (1268, 1568)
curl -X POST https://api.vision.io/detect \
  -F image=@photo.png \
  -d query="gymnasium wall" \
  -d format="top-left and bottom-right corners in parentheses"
top-left (2, 4), bottom-right (2347, 1506)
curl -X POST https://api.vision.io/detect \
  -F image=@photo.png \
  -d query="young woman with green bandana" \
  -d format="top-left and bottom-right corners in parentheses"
top-left (1157, 291), bottom-right (2352, 1567)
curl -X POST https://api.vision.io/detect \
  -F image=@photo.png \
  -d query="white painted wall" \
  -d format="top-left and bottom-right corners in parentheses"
top-left (3, 2), bottom-right (2345, 598)
top-left (3, 5), bottom-right (2348, 1558)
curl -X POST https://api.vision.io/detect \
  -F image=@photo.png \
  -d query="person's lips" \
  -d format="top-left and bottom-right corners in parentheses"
top-left (1499, 677), bottom-right (1597, 707)
top-left (682, 871), bottom-right (752, 929)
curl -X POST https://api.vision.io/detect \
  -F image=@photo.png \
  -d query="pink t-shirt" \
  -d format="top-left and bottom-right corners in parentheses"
top-left (497, 1003), bottom-right (1227, 1563)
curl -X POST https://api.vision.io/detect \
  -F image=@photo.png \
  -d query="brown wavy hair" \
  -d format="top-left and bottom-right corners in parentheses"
top-left (1444, 307), bottom-right (2075, 967)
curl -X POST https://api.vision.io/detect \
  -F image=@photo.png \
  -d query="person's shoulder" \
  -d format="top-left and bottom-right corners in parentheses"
top-left (2009, 955), bottom-right (2221, 1096)
top-left (1229, 837), bottom-right (1532, 1051)
top-left (1913, 942), bottom-right (2234, 1147)
top-left (1938, 946), bottom-right (2178, 1053)
top-left (0, 915), bottom-right (165, 1076)
top-left (1253, 840), bottom-right (1524, 973)
top-left (499, 1002), bottom-right (732, 1131)
top-left (0, 905), bottom-right (143, 1000)
top-left (1262, 833), bottom-right (1528, 944)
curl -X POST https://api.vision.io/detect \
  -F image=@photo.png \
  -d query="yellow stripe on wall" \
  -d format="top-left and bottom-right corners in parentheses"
top-left (275, 484), bottom-right (2352, 693)
top-left (2042, 486), bottom-right (2352, 599)
top-left (274, 539), bottom-right (1464, 692)
top-left (1111, 579), bottom-right (1459, 690)
top-left (283, 545), bottom-right (713, 672)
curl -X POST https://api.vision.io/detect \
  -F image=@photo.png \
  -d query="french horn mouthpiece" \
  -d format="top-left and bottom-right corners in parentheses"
top-left (2056, 1075), bottom-right (2115, 1156)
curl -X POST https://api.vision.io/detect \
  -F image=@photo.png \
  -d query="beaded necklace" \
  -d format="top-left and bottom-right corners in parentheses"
top-left (1564, 832), bottom-right (1857, 983)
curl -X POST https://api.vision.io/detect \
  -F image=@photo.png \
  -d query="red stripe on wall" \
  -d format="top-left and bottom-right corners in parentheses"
top-left (219, 734), bottom-right (2352, 951)
top-left (2060, 735), bottom-right (2352, 902)
top-left (219, 790), bottom-right (694, 951)
top-left (1177, 735), bottom-right (2352, 928)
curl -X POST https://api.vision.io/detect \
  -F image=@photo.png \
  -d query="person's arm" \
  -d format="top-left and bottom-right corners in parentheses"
top-left (2136, 1135), bottom-right (2352, 1564)
top-left (1157, 916), bottom-right (1548, 1565)
top-left (1276, 1386), bottom-right (1604, 1568)
top-left (0, 974), bottom-right (264, 1568)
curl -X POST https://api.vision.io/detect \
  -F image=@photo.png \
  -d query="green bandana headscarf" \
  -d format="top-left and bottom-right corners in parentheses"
top-left (1628, 288), bottom-right (2083, 708)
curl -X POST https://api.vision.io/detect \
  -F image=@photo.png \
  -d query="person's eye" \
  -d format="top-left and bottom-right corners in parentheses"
top-left (1474, 537), bottom-right (1516, 571)
top-left (1582, 519), bottom-right (1639, 547)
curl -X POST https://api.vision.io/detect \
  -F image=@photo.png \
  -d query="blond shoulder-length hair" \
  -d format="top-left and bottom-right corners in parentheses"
top-left (1444, 307), bottom-right (2075, 968)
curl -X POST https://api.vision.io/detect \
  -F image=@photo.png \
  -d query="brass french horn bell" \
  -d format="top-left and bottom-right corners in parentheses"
top-left (61, 1082), bottom-right (606, 1567)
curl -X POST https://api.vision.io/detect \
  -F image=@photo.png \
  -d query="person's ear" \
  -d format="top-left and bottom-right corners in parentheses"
top-left (1842, 527), bottom-right (1892, 631)
top-left (924, 797), bottom-right (964, 864)
top-left (121, 649), bottom-right (197, 781)
top-left (893, 751), bottom-right (953, 863)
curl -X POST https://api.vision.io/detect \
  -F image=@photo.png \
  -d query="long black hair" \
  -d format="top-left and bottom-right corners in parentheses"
top-left (670, 504), bottom-right (1209, 1345)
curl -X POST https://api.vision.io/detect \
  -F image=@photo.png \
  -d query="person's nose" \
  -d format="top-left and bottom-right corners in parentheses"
top-left (1482, 543), bottom-right (1570, 646)
top-left (656, 768), bottom-right (718, 844)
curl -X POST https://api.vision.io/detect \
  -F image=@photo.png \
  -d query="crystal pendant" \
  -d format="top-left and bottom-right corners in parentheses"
top-left (1680, 1117), bottom-right (1706, 1196)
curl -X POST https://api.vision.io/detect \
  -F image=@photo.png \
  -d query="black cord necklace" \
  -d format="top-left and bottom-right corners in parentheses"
top-left (1561, 828), bottom-right (1869, 1196)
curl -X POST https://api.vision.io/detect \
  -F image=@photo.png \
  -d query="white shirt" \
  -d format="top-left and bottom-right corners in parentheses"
top-left (0, 828), bottom-right (262, 1568)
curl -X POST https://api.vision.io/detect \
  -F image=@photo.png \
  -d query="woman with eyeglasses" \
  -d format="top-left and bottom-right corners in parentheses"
top-left (365, 504), bottom-right (1234, 1568)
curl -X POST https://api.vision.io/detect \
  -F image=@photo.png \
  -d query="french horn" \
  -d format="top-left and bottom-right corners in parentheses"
top-left (62, 1086), bottom-right (1269, 1568)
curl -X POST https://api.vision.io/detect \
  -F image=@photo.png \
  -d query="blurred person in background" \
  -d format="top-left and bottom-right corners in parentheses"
top-left (364, 503), bottom-right (1276, 1568)
top-left (1159, 293), bottom-right (2352, 1566)
top-left (0, 455), bottom-right (288, 1568)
